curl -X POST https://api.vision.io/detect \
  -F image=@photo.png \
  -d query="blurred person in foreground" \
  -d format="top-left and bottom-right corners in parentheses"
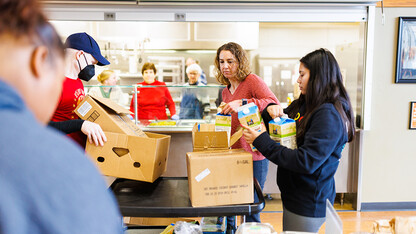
top-left (88, 69), bottom-right (129, 106)
top-left (215, 42), bottom-right (279, 231)
top-left (129, 62), bottom-right (178, 122)
top-left (48, 32), bottom-right (109, 148)
top-left (0, 0), bottom-right (123, 233)
top-left (242, 48), bottom-right (355, 233)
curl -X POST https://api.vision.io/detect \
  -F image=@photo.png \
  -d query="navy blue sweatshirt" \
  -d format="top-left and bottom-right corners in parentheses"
top-left (253, 102), bottom-right (347, 217)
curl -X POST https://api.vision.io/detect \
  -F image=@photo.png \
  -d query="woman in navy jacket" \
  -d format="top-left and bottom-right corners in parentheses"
top-left (242, 48), bottom-right (355, 233)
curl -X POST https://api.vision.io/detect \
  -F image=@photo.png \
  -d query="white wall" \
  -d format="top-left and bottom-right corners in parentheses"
top-left (361, 8), bottom-right (416, 203)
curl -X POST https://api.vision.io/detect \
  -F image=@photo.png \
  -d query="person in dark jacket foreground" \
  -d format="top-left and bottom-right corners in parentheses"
top-left (241, 48), bottom-right (355, 233)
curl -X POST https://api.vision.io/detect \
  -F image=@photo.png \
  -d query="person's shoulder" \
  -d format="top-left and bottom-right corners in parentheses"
top-left (245, 73), bottom-right (262, 83)
top-left (157, 80), bottom-right (167, 86)
top-left (312, 103), bottom-right (343, 123)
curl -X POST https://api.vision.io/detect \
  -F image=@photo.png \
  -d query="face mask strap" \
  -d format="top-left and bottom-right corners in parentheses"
top-left (82, 53), bottom-right (89, 65)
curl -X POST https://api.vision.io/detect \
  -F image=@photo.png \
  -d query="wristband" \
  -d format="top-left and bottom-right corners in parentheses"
top-left (242, 99), bottom-right (247, 105)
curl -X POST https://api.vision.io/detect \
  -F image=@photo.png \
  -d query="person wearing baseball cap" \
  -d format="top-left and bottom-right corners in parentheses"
top-left (49, 32), bottom-right (109, 149)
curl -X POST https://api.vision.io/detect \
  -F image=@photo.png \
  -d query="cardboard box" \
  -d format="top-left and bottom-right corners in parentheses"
top-left (192, 123), bottom-right (242, 151)
top-left (186, 149), bottom-right (253, 207)
top-left (75, 95), bottom-right (170, 182)
top-left (86, 132), bottom-right (170, 182)
top-left (75, 95), bottom-right (147, 137)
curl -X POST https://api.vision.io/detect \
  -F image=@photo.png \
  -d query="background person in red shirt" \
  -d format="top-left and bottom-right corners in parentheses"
top-left (49, 32), bottom-right (109, 148)
top-left (130, 62), bottom-right (178, 122)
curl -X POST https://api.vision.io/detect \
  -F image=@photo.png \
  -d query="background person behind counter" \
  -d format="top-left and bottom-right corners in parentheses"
top-left (88, 69), bottom-right (129, 106)
top-left (129, 62), bottom-right (178, 122)
top-left (179, 63), bottom-right (210, 119)
top-left (49, 32), bottom-right (109, 148)
top-left (186, 57), bottom-right (207, 85)
top-left (0, 0), bottom-right (123, 233)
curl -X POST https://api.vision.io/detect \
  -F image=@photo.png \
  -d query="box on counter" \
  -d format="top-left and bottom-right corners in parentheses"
top-left (186, 149), bottom-right (253, 207)
top-left (75, 95), bottom-right (170, 183)
top-left (269, 117), bottom-right (297, 149)
top-left (237, 102), bottom-right (262, 151)
top-left (192, 123), bottom-right (242, 152)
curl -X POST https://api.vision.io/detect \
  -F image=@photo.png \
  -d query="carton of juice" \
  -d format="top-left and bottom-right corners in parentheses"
top-left (269, 116), bottom-right (297, 149)
top-left (215, 113), bottom-right (232, 145)
top-left (238, 102), bottom-right (262, 151)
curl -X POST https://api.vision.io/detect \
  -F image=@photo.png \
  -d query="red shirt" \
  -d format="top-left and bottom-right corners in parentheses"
top-left (51, 77), bottom-right (86, 148)
top-left (129, 80), bottom-right (176, 121)
top-left (222, 73), bottom-right (279, 161)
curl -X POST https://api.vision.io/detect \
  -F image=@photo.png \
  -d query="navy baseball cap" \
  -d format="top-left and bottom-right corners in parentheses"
top-left (64, 32), bottom-right (110, 66)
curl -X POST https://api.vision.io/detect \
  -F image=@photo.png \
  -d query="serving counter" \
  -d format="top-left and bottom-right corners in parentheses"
top-left (141, 120), bottom-right (361, 198)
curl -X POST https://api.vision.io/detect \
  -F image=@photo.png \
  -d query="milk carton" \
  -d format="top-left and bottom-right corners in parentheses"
top-left (269, 116), bottom-right (297, 149)
top-left (238, 102), bottom-right (262, 151)
top-left (215, 113), bottom-right (232, 145)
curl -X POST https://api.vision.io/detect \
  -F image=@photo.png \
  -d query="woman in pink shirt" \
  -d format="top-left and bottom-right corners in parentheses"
top-left (215, 42), bottom-right (279, 227)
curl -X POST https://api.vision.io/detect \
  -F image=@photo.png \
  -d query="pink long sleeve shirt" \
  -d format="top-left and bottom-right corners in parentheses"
top-left (222, 73), bottom-right (280, 161)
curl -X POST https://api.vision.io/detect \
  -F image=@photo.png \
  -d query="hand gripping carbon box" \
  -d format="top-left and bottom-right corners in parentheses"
top-left (186, 149), bottom-right (253, 207)
top-left (75, 95), bottom-right (170, 183)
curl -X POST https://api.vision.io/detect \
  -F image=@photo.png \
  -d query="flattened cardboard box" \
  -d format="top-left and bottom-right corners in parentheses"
top-left (186, 149), bottom-right (253, 207)
top-left (192, 123), bottom-right (243, 151)
top-left (75, 95), bottom-right (170, 182)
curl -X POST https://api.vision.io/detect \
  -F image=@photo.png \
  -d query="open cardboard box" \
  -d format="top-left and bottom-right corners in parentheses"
top-left (75, 95), bottom-right (170, 182)
top-left (192, 123), bottom-right (243, 151)
top-left (186, 149), bottom-right (253, 207)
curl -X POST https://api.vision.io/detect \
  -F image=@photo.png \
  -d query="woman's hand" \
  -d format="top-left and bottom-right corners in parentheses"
top-left (267, 105), bottom-right (285, 119)
top-left (241, 123), bottom-right (266, 144)
top-left (81, 121), bottom-right (107, 146)
top-left (221, 100), bottom-right (242, 115)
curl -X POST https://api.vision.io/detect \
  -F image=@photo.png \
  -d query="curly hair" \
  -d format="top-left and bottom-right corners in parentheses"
top-left (0, 0), bottom-right (64, 63)
top-left (214, 42), bottom-right (251, 85)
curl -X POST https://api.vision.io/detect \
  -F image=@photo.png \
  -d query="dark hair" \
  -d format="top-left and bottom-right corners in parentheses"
top-left (214, 42), bottom-right (251, 85)
top-left (141, 62), bottom-right (157, 75)
top-left (288, 48), bottom-right (355, 143)
top-left (0, 0), bottom-right (65, 63)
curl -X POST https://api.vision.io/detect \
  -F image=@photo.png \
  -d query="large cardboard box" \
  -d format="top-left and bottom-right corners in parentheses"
top-left (75, 95), bottom-right (170, 182)
top-left (186, 149), bottom-right (253, 207)
top-left (192, 124), bottom-right (242, 151)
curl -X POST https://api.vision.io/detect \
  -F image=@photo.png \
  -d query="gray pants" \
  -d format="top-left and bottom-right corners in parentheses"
top-left (283, 206), bottom-right (325, 233)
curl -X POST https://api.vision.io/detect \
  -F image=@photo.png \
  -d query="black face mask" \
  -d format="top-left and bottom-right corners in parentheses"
top-left (77, 54), bottom-right (95, 82)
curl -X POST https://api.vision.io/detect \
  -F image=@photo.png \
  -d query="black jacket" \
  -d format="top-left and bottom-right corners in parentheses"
top-left (253, 101), bottom-right (348, 217)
